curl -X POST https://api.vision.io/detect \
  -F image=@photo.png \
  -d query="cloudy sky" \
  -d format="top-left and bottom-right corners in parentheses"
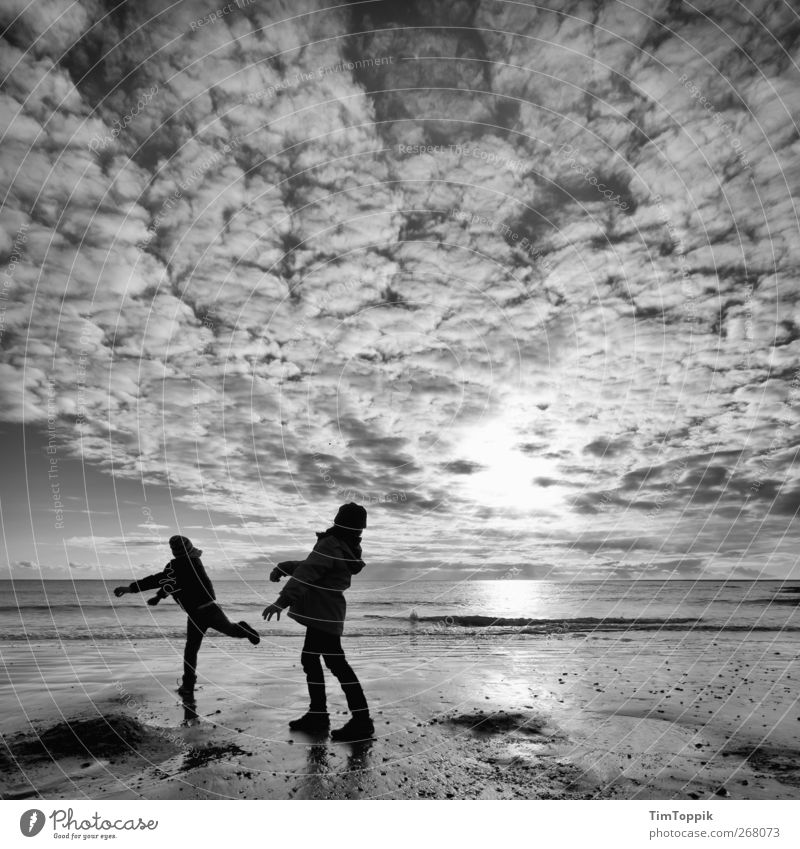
top-left (1, 0), bottom-right (799, 582)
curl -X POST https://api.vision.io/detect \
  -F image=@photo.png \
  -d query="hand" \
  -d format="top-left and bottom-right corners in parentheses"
top-left (269, 566), bottom-right (283, 583)
top-left (147, 595), bottom-right (161, 606)
top-left (113, 586), bottom-right (130, 598)
top-left (262, 602), bottom-right (283, 621)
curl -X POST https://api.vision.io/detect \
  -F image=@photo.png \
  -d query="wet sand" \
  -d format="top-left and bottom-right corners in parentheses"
top-left (1, 631), bottom-right (798, 799)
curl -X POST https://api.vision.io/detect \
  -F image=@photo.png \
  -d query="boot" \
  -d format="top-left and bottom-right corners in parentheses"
top-left (239, 621), bottom-right (260, 645)
top-left (331, 714), bottom-right (375, 742)
top-left (289, 711), bottom-right (330, 733)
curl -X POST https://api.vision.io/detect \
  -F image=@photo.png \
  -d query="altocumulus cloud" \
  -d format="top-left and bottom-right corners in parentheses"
top-left (1, 0), bottom-right (799, 577)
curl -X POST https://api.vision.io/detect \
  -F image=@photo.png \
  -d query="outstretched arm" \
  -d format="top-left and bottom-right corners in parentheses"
top-left (269, 561), bottom-right (301, 582)
top-left (114, 568), bottom-right (169, 598)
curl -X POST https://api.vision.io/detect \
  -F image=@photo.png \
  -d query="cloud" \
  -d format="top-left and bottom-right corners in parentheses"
top-left (442, 460), bottom-right (486, 475)
top-left (3, 558), bottom-right (94, 578)
top-left (583, 436), bottom-right (631, 458)
top-left (1, 0), bottom-right (799, 576)
top-left (565, 536), bottom-right (656, 555)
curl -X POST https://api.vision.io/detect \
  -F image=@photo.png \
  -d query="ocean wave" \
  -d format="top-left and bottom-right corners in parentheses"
top-left (357, 600), bottom-right (446, 606)
top-left (371, 614), bottom-right (800, 633)
top-left (0, 604), bottom-right (122, 613)
top-left (742, 597), bottom-right (800, 605)
top-left (386, 614), bottom-right (705, 627)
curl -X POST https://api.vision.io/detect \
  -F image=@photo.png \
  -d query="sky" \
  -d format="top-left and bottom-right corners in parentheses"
top-left (1, 0), bottom-right (799, 581)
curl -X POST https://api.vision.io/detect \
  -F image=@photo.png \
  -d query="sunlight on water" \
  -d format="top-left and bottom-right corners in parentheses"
top-left (463, 578), bottom-right (550, 620)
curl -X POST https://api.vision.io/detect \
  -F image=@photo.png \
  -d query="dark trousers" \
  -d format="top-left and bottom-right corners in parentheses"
top-left (301, 627), bottom-right (369, 718)
top-left (183, 603), bottom-right (250, 688)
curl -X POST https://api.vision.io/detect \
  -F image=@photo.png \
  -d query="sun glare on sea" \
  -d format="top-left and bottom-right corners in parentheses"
top-left (454, 419), bottom-right (566, 512)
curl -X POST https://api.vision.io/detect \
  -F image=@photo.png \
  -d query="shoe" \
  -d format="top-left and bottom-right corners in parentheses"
top-left (331, 716), bottom-right (375, 742)
top-left (288, 712), bottom-right (330, 733)
top-left (239, 621), bottom-right (260, 645)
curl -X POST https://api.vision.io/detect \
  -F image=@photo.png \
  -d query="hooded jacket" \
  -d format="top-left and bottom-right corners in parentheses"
top-left (276, 531), bottom-right (364, 635)
top-left (127, 553), bottom-right (216, 613)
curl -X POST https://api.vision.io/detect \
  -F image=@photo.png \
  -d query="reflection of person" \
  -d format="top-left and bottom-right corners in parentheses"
top-left (263, 503), bottom-right (374, 741)
top-left (114, 535), bottom-right (260, 700)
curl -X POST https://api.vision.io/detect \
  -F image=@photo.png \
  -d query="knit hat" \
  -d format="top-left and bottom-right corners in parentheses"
top-left (333, 502), bottom-right (367, 531)
top-left (169, 535), bottom-right (203, 557)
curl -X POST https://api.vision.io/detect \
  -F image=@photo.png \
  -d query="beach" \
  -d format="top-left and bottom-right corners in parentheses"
top-left (2, 636), bottom-right (799, 800)
top-left (1, 580), bottom-right (799, 800)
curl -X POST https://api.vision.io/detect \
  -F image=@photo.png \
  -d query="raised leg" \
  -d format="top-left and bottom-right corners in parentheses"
top-left (203, 603), bottom-right (252, 639)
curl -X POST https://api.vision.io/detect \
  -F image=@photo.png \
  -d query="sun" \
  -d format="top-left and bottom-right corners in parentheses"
top-left (453, 419), bottom-right (565, 511)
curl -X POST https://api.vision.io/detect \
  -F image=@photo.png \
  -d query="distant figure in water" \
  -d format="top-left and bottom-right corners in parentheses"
top-left (263, 503), bottom-right (374, 741)
top-left (114, 535), bottom-right (260, 700)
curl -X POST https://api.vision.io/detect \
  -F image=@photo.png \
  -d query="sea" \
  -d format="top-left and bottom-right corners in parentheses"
top-left (1, 579), bottom-right (798, 642)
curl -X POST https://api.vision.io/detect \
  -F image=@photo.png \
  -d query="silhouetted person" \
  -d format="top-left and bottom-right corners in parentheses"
top-left (114, 535), bottom-right (260, 699)
top-left (263, 503), bottom-right (374, 741)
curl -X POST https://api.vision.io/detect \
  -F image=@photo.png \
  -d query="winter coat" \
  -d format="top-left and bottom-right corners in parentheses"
top-left (128, 555), bottom-right (216, 613)
top-left (276, 532), bottom-right (364, 635)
